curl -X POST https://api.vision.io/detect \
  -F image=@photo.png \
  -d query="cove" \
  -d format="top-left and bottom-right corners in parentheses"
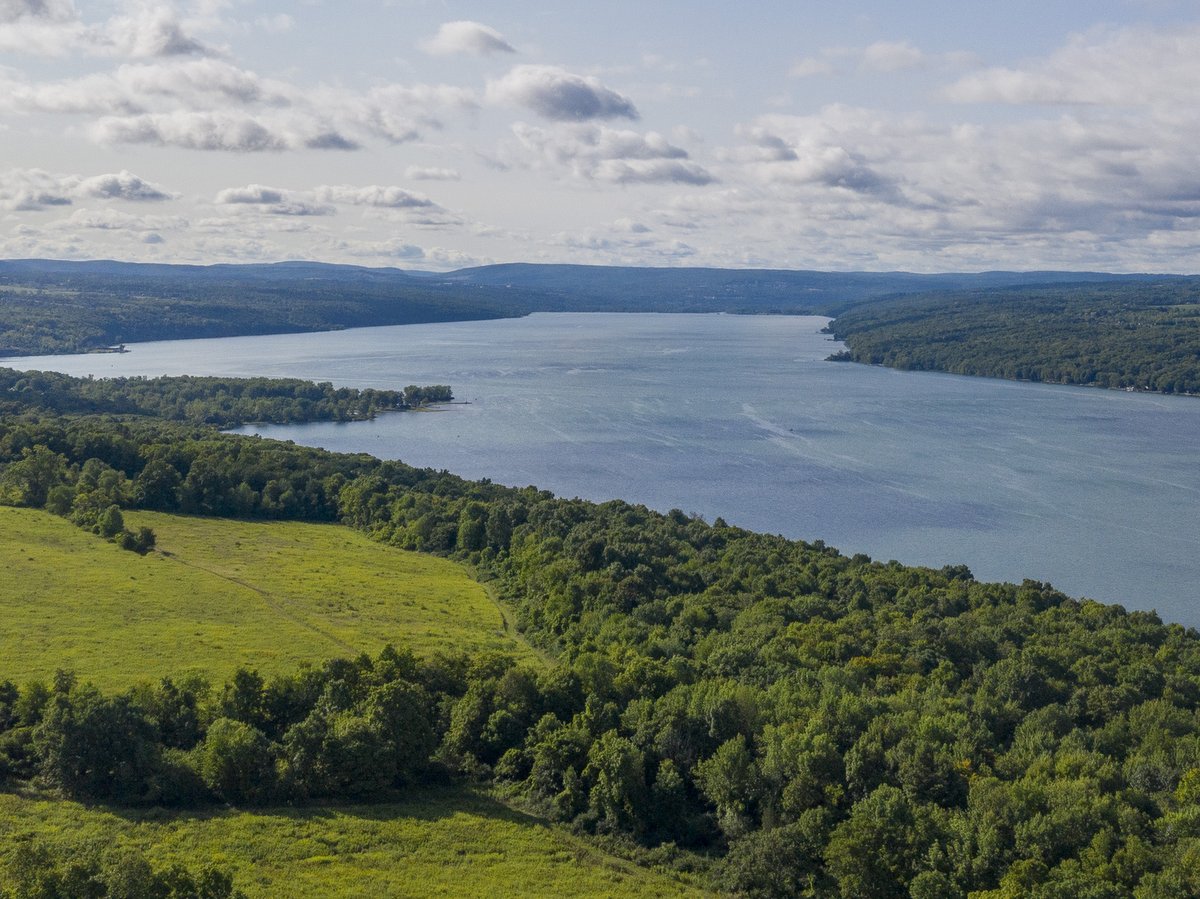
top-left (8, 312), bottom-right (1199, 627)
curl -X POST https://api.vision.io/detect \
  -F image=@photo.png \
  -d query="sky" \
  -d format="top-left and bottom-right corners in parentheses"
top-left (2, 1), bottom-right (1200, 272)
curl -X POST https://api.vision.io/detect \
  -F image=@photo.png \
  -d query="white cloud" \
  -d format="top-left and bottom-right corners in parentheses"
top-left (0, 14), bottom-right (479, 154)
top-left (214, 184), bottom-right (334, 215)
top-left (510, 123), bottom-right (715, 184)
top-left (255, 13), bottom-right (293, 34)
top-left (0, 70), bottom-right (141, 114)
top-left (340, 238), bottom-right (425, 259)
top-left (595, 159), bottom-right (715, 186)
top-left (547, 228), bottom-right (696, 263)
top-left (56, 206), bottom-right (186, 230)
top-left (213, 183), bottom-right (446, 219)
top-left (861, 40), bottom-right (925, 72)
top-left (0, 171), bottom-right (73, 210)
top-left (0, 0), bottom-right (214, 58)
top-left (944, 25), bottom-right (1200, 107)
top-left (0, 167), bottom-right (174, 210)
top-left (487, 65), bottom-right (638, 121)
top-left (353, 83), bottom-right (478, 143)
top-left (331, 238), bottom-right (484, 269)
top-left (74, 75), bottom-right (477, 152)
top-left (731, 118), bottom-right (899, 198)
top-left (613, 218), bottom-right (651, 233)
top-left (115, 58), bottom-right (291, 106)
top-left (104, 4), bottom-right (209, 58)
top-left (76, 169), bottom-right (175, 201)
top-left (790, 57), bottom-right (834, 78)
top-left (422, 20), bottom-right (515, 57)
top-left (705, 79), bottom-right (1200, 270)
top-left (92, 110), bottom-right (358, 151)
top-left (313, 185), bottom-right (435, 208)
top-left (0, 58), bottom-right (293, 117)
top-left (405, 166), bottom-right (460, 181)
top-left (0, 1), bottom-right (77, 23)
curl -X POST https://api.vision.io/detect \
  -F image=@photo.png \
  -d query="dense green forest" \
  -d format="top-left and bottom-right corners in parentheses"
top-left (2, 370), bottom-right (1200, 897)
top-left (0, 842), bottom-right (244, 899)
top-left (0, 259), bottom-right (1181, 357)
top-left (0, 262), bottom-right (515, 356)
top-left (828, 281), bottom-right (1200, 395)
top-left (0, 368), bottom-right (451, 426)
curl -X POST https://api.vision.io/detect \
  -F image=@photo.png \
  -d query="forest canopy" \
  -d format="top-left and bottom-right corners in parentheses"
top-left (2, 368), bottom-right (1199, 898)
top-left (828, 281), bottom-right (1200, 396)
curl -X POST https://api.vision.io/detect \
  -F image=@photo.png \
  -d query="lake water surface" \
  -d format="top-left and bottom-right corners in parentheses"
top-left (8, 313), bottom-right (1199, 627)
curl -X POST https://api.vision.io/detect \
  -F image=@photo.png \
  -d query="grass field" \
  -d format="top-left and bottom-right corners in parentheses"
top-left (0, 507), bottom-right (535, 689)
top-left (0, 509), bottom-right (709, 897)
top-left (0, 787), bottom-right (712, 898)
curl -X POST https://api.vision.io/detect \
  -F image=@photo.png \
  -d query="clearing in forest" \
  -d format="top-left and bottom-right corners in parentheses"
top-left (0, 507), bottom-right (533, 689)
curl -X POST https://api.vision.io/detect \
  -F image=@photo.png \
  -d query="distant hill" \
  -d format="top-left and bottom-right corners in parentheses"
top-left (828, 279), bottom-right (1200, 395)
top-left (0, 259), bottom-right (521, 355)
top-left (435, 262), bottom-right (1180, 316)
top-left (0, 257), bottom-right (1187, 354)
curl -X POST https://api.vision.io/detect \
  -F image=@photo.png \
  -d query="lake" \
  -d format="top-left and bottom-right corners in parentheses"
top-left (7, 313), bottom-right (1199, 627)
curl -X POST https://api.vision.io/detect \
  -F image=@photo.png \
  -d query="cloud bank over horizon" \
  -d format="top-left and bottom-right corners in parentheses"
top-left (1, 2), bottom-right (1200, 272)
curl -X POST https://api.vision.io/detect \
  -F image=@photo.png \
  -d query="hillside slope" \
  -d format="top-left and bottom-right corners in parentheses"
top-left (0, 507), bottom-right (533, 688)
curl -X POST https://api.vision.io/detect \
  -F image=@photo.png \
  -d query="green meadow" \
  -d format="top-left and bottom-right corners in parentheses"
top-left (0, 787), bottom-right (711, 898)
top-left (0, 509), bottom-right (703, 898)
top-left (0, 507), bottom-right (534, 689)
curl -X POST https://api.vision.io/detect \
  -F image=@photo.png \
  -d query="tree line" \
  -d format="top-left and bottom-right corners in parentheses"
top-left (0, 842), bottom-right (244, 899)
top-left (827, 281), bottom-right (1200, 396)
top-left (2, 371), bottom-right (1200, 897)
top-left (0, 264), bottom-right (515, 356)
top-left (0, 368), bottom-right (451, 427)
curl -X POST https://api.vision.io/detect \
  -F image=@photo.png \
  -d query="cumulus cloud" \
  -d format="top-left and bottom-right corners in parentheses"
top-left (0, 0), bottom-right (86, 54)
top-left (547, 228), bottom-right (696, 263)
top-left (790, 57), bottom-right (834, 78)
top-left (0, 0), bottom-right (214, 58)
top-left (944, 25), bottom-right (1200, 106)
top-left (0, 167), bottom-right (174, 210)
top-left (339, 238), bottom-right (426, 259)
top-left (214, 183), bottom-right (446, 219)
top-left (594, 159), bottom-right (715, 186)
top-left (57, 206), bottom-right (185, 230)
top-left (92, 110), bottom-right (359, 151)
top-left (352, 83), bottom-right (478, 143)
top-left (0, 70), bottom-right (140, 115)
top-left (0, 59), bottom-right (295, 117)
top-left (104, 4), bottom-right (209, 58)
top-left (422, 20), bottom-right (515, 56)
top-left (1, 10), bottom-right (479, 154)
top-left (313, 185), bottom-right (435, 208)
top-left (405, 166), bottom-right (460, 181)
top-left (727, 112), bottom-right (904, 200)
top-left (79, 75), bottom-right (476, 151)
top-left (487, 65), bottom-right (638, 121)
top-left (614, 218), bottom-right (651, 233)
top-left (861, 40), bottom-right (925, 72)
top-left (116, 58), bottom-right (292, 106)
top-left (214, 184), bottom-right (334, 215)
top-left (510, 123), bottom-right (715, 184)
top-left (76, 169), bottom-right (175, 201)
top-left (255, 13), bottom-right (293, 34)
top-left (704, 75), bottom-right (1200, 271)
top-left (332, 238), bottom-right (483, 269)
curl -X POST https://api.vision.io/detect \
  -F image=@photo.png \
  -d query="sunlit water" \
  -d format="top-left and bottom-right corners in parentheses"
top-left (8, 313), bottom-right (1199, 626)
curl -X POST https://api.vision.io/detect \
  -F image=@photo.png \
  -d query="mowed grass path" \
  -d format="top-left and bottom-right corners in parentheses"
top-left (0, 507), bottom-right (533, 689)
top-left (0, 788), bottom-right (711, 898)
